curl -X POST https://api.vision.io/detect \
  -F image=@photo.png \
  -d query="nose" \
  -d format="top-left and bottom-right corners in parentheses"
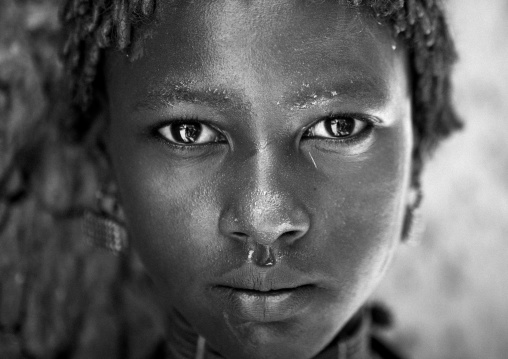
top-left (219, 179), bottom-right (311, 248)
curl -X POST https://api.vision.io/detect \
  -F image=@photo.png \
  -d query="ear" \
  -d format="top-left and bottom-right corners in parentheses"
top-left (87, 82), bottom-right (116, 185)
top-left (400, 175), bottom-right (424, 245)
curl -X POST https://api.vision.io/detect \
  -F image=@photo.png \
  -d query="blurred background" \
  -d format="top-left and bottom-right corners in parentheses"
top-left (1, 0), bottom-right (507, 358)
top-left (375, 0), bottom-right (508, 358)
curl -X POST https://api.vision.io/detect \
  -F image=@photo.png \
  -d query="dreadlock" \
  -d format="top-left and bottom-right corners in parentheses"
top-left (62, 0), bottom-right (155, 109)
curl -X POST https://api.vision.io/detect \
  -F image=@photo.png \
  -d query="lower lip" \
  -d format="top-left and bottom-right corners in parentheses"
top-left (211, 285), bottom-right (316, 323)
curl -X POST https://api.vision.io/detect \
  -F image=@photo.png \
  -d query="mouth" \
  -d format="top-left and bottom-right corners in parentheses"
top-left (211, 284), bottom-right (317, 323)
top-left (216, 284), bottom-right (315, 298)
top-left (208, 263), bottom-right (324, 322)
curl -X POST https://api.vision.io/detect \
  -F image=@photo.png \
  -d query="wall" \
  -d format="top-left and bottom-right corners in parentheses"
top-left (376, 1), bottom-right (508, 358)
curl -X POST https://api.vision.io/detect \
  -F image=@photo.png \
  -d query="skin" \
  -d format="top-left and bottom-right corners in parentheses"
top-left (104, 1), bottom-right (413, 358)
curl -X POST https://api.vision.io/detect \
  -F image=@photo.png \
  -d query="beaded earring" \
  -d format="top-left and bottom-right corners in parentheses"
top-left (82, 185), bottom-right (128, 255)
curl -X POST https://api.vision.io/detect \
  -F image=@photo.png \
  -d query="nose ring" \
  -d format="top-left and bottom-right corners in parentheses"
top-left (249, 244), bottom-right (276, 267)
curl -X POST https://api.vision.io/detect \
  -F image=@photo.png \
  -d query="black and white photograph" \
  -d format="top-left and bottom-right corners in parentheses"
top-left (1, 1), bottom-right (507, 358)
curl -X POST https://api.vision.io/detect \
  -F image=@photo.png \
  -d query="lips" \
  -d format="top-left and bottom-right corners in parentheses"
top-left (213, 262), bottom-right (318, 291)
top-left (209, 264), bottom-right (321, 323)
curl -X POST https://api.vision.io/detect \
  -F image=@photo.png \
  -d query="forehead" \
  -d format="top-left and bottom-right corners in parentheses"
top-left (106, 0), bottom-right (404, 109)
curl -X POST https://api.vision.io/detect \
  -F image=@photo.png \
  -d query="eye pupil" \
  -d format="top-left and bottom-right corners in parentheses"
top-left (172, 123), bottom-right (201, 143)
top-left (326, 118), bottom-right (354, 137)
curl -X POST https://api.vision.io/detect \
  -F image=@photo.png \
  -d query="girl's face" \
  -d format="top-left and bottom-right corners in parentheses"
top-left (105, 1), bottom-right (412, 358)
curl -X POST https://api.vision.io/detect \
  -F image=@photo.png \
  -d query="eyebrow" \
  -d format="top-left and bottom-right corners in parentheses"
top-left (133, 72), bottom-right (390, 112)
top-left (286, 74), bottom-right (390, 111)
top-left (133, 85), bottom-right (244, 112)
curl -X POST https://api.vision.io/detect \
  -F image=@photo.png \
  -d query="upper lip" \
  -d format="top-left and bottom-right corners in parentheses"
top-left (212, 263), bottom-right (318, 292)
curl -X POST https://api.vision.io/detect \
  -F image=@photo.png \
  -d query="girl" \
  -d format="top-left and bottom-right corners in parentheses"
top-left (0, 0), bottom-right (461, 358)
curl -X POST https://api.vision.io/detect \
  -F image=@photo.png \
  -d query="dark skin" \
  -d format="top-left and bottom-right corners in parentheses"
top-left (105, 1), bottom-right (413, 358)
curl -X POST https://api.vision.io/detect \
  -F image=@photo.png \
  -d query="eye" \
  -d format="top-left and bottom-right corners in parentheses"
top-left (303, 115), bottom-right (369, 139)
top-left (158, 121), bottom-right (226, 145)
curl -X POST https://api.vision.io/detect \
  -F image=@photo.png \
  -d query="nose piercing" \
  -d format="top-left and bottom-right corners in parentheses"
top-left (251, 244), bottom-right (276, 267)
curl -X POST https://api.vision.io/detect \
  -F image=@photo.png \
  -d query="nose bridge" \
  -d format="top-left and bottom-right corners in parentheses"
top-left (220, 145), bottom-right (310, 246)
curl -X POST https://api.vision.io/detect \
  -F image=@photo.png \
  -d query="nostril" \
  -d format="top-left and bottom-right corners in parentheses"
top-left (285, 231), bottom-right (299, 237)
top-left (232, 232), bottom-right (249, 240)
top-left (279, 230), bottom-right (303, 241)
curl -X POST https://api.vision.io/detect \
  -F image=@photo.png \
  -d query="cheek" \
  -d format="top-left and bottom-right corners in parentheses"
top-left (303, 129), bottom-right (410, 296)
top-left (110, 141), bottom-right (225, 299)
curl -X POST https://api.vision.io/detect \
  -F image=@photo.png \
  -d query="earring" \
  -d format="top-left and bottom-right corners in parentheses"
top-left (82, 186), bottom-right (128, 255)
top-left (401, 184), bottom-right (424, 246)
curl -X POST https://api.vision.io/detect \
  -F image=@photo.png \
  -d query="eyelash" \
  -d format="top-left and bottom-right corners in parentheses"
top-left (302, 113), bottom-right (377, 146)
top-left (152, 116), bottom-right (227, 151)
